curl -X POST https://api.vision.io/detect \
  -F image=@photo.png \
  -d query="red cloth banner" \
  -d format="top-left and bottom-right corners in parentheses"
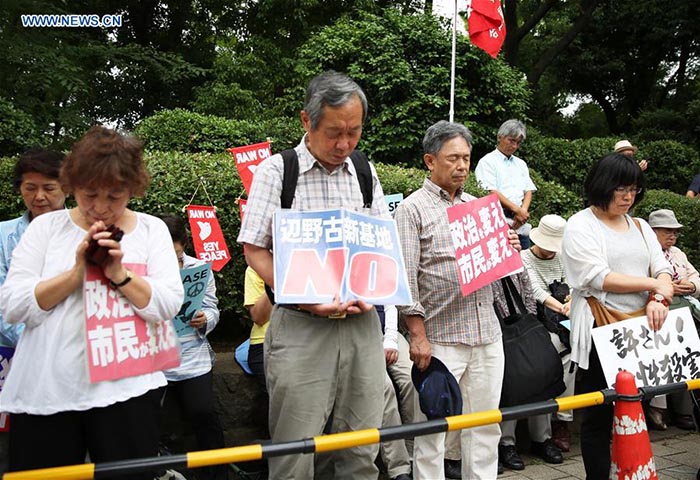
top-left (238, 199), bottom-right (247, 222)
top-left (446, 193), bottom-right (523, 297)
top-left (187, 205), bottom-right (231, 271)
top-left (84, 263), bottom-right (180, 383)
top-left (228, 141), bottom-right (271, 195)
top-left (469, 0), bottom-right (506, 58)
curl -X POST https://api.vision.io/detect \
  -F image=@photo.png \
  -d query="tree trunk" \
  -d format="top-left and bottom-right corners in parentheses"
top-left (504, 0), bottom-right (558, 67)
top-left (527, 0), bottom-right (601, 86)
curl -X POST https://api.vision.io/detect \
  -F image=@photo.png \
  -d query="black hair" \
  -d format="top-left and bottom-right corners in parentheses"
top-left (584, 153), bottom-right (646, 210)
top-left (160, 215), bottom-right (189, 247)
top-left (13, 148), bottom-right (65, 192)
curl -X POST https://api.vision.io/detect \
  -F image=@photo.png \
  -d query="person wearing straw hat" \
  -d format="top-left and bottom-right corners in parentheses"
top-left (614, 139), bottom-right (648, 171)
top-left (647, 208), bottom-right (700, 431)
top-left (521, 214), bottom-right (578, 453)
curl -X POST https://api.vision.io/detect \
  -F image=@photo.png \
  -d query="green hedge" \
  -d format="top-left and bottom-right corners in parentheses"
top-left (633, 189), bottom-right (700, 267)
top-left (134, 109), bottom-right (303, 154)
top-left (520, 135), bottom-right (700, 196)
top-left (3, 151), bottom-right (700, 335)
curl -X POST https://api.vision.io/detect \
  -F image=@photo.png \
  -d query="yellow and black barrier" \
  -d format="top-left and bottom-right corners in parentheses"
top-left (5, 378), bottom-right (700, 480)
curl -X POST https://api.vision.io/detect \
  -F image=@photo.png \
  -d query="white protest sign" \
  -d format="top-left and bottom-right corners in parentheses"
top-left (591, 307), bottom-right (700, 388)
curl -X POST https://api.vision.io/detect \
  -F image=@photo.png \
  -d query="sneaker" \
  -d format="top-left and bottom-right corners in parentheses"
top-left (551, 420), bottom-right (571, 452)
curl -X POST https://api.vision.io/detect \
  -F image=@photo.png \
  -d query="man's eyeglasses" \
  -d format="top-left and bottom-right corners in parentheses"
top-left (613, 186), bottom-right (642, 195)
top-left (657, 228), bottom-right (681, 237)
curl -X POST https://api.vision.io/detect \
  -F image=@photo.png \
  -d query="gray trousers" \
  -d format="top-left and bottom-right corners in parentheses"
top-left (264, 306), bottom-right (384, 480)
top-left (500, 414), bottom-right (552, 446)
top-left (381, 334), bottom-right (417, 478)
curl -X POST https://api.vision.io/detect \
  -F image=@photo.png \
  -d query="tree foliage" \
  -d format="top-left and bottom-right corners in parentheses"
top-left (286, 10), bottom-right (530, 166)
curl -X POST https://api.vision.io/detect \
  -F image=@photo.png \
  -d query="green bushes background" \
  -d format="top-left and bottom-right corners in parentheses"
top-left (2, 129), bottom-right (699, 337)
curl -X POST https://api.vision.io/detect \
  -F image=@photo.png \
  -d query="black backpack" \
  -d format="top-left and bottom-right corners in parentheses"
top-left (264, 148), bottom-right (374, 303)
top-left (278, 148), bottom-right (373, 208)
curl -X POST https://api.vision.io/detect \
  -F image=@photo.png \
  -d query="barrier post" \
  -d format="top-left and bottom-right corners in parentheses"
top-left (610, 370), bottom-right (657, 480)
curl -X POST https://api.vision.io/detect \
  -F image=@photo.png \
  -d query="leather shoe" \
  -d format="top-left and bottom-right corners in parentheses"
top-left (390, 475), bottom-right (412, 480)
top-left (551, 420), bottom-right (571, 452)
top-left (497, 460), bottom-right (504, 475)
top-left (673, 414), bottom-right (696, 431)
top-left (646, 406), bottom-right (667, 431)
top-left (499, 444), bottom-right (525, 470)
top-left (531, 438), bottom-right (563, 464)
top-left (444, 459), bottom-right (461, 479)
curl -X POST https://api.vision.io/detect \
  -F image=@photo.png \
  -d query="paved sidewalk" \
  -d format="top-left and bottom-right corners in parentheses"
top-left (499, 424), bottom-right (699, 480)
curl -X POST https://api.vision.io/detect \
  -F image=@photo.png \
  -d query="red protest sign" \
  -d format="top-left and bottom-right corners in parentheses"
top-left (446, 193), bottom-right (523, 297)
top-left (468, 0), bottom-right (506, 58)
top-left (238, 199), bottom-right (247, 222)
top-left (228, 141), bottom-right (271, 195)
top-left (187, 205), bottom-right (231, 271)
top-left (84, 263), bottom-right (180, 383)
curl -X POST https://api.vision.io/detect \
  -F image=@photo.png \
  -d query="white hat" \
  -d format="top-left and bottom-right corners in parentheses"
top-left (530, 215), bottom-right (567, 253)
top-left (648, 209), bottom-right (683, 229)
top-left (614, 140), bottom-right (638, 154)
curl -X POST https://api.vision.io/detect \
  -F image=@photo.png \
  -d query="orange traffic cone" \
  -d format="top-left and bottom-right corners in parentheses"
top-left (610, 370), bottom-right (658, 479)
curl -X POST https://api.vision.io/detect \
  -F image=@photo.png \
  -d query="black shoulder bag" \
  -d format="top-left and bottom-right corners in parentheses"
top-left (498, 276), bottom-right (565, 408)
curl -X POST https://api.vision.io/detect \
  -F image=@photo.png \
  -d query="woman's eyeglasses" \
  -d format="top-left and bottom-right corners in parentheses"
top-left (614, 186), bottom-right (642, 195)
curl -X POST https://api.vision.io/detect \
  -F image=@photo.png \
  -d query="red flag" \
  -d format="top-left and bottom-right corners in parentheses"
top-left (186, 205), bottom-right (231, 272)
top-left (238, 199), bottom-right (247, 222)
top-left (469, 0), bottom-right (506, 58)
top-left (227, 141), bottom-right (271, 195)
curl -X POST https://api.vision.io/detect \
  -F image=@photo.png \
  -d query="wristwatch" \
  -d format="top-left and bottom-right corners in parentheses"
top-left (109, 270), bottom-right (133, 289)
top-left (650, 292), bottom-right (669, 307)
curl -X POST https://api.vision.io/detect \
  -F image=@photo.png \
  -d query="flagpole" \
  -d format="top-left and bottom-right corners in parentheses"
top-left (449, 0), bottom-right (457, 122)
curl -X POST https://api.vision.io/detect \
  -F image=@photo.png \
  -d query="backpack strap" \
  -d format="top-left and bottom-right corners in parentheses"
top-left (280, 149), bottom-right (299, 209)
top-left (349, 150), bottom-right (373, 208)
top-left (268, 148), bottom-right (373, 304)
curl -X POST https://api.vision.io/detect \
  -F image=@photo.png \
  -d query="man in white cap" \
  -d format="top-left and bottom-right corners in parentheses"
top-left (614, 139), bottom-right (648, 171)
top-left (520, 214), bottom-right (577, 452)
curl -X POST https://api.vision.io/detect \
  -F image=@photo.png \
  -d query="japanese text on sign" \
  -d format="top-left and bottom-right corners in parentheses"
top-left (84, 263), bottom-right (180, 383)
top-left (446, 193), bottom-right (522, 297)
top-left (273, 208), bottom-right (411, 305)
top-left (279, 215), bottom-right (394, 250)
top-left (592, 307), bottom-right (700, 388)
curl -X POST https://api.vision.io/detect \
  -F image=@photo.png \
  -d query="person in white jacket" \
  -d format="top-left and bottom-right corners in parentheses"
top-left (561, 152), bottom-right (672, 479)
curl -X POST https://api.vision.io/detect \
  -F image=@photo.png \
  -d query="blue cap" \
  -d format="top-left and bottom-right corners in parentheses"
top-left (411, 357), bottom-right (463, 420)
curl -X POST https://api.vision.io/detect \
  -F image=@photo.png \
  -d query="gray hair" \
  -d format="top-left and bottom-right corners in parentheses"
top-left (303, 71), bottom-right (368, 130)
top-left (423, 120), bottom-right (473, 155)
top-left (497, 119), bottom-right (527, 140)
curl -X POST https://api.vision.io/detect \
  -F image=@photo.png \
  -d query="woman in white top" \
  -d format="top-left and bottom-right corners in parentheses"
top-left (0, 126), bottom-right (183, 476)
top-left (561, 153), bottom-right (672, 479)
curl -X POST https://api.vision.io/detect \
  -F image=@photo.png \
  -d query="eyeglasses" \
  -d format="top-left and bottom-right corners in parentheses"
top-left (613, 186), bottom-right (642, 195)
top-left (657, 229), bottom-right (681, 237)
top-left (506, 137), bottom-right (522, 146)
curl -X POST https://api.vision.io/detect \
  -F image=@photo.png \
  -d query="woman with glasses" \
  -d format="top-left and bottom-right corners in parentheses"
top-left (561, 153), bottom-right (673, 479)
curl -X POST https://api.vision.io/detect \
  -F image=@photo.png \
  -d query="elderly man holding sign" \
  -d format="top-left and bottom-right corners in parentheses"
top-left (395, 120), bottom-right (522, 480)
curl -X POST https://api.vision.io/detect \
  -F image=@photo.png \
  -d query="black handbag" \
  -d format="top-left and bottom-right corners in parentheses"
top-left (498, 277), bottom-right (566, 408)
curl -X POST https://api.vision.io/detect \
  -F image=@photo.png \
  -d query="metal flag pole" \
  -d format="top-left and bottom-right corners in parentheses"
top-left (449, 0), bottom-right (457, 122)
